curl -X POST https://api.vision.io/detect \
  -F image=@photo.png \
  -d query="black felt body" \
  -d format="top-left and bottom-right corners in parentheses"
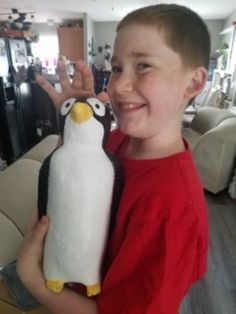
top-left (38, 150), bottom-right (56, 219)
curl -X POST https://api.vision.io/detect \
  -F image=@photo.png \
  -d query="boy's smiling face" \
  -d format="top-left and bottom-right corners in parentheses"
top-left (108, 23), bottom-right (206, 140)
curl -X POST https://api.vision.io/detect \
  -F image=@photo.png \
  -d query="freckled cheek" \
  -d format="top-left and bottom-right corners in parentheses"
top-left (150, 72), bottom-right (183, 95)
top-left (107, 77), bottom-right (112, 92)
top-left (107, 73), bottom-right (118, 90)
top-left (138, 75), bottom-right (166, 94)
top-left (162, 67), bottom-right (179, 84)
top-left (106, 82), bottom-right (117, 112)
top-left (107, 80), bottom-right (114, 100)
top-left (165, 67), bottom-right (186, 87)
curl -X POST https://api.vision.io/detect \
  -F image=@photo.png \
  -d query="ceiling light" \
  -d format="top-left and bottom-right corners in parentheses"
top-left (47, 19), bottom-right (55, 26)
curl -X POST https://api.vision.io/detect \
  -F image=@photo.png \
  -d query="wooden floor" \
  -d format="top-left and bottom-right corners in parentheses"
top-left (180, 191), bottom-right (236, 314)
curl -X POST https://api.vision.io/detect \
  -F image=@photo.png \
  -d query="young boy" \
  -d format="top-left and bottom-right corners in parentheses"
top-left (17, 4), bottom-right (210, 314)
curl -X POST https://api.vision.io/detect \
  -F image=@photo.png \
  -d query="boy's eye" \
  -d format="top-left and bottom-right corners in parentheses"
top-left (137, 63), bottom-right (150, 71)
top-left (111, 65), bottom-right (121, 73)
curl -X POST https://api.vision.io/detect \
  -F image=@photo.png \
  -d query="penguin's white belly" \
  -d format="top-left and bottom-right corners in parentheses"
top-left (43, 147), bottom-right (114, 286)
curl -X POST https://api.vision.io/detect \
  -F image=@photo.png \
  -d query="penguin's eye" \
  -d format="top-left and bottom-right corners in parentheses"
top-left (60, 98), bottom-right (76, 116)
top-left (86, 98), bottom-right (105, 116)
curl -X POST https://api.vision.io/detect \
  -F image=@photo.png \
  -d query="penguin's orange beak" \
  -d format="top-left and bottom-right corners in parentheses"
top-left (70, 102), bottom-right (93, 123)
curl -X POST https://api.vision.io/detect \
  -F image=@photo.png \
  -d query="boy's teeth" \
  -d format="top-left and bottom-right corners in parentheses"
top-left (122, 103), bottom-right (141, 109)
top-left (125, 104), bottom-right (135, 108)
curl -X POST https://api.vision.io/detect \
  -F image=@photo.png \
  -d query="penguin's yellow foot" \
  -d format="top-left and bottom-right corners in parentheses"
top-left (86, 283), bottom-right (101, 297)
top-left (46, 280), bottom-right (64, 293)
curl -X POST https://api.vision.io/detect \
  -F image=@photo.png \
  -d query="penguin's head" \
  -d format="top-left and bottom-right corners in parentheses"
top-left (59, 97), bottom-right (113, 148)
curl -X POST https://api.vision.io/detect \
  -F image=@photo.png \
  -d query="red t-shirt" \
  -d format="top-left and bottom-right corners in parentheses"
top-left (95, 130), bottom-right (209, 313)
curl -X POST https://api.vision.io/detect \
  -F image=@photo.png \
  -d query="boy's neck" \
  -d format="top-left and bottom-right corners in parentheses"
top-left (124, 133), bottom-right (185, 160)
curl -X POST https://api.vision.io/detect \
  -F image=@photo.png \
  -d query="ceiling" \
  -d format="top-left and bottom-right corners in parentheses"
top-left (0, 0), bottom-right (236, 23)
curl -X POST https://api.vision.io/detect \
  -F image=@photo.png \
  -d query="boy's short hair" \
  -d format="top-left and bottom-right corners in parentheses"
top-left (117, 4), bottom-right (211, 69)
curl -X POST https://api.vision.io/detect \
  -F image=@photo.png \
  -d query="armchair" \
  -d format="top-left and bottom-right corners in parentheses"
top-left (182, 107), bottom-right (236, 193)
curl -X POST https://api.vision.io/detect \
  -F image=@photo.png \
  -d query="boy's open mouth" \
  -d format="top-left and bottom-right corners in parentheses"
top-left (118, 102), bottom-right (145, 113)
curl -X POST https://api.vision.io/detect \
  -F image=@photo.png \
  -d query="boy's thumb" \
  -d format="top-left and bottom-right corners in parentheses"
top-left (34, 216), bottom-right (50, 244)
top-left (97, 92), bottom-right (109, 103)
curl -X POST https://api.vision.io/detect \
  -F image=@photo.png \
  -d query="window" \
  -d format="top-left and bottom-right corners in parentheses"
top-left (31, 35), bottom-right (59, 74)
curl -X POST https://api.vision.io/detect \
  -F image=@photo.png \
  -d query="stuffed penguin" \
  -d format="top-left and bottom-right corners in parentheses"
top-left (38, 97), bottom-right (123, 297)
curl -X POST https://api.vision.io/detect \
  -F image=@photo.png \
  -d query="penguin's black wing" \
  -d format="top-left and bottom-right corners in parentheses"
top-left (37, 150), bottom-right (55, 219)
top-left (106, 153), bottom-right (124, 236)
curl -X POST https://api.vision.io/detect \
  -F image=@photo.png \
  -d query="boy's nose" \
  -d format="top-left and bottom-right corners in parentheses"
top-left (113, 74), bottom-right (134, 94)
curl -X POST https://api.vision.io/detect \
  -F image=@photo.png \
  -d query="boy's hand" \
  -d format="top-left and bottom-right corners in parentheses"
top-left (17, 212), bottom-right (98, 314)
top-left (17, 210), bottom-right (50, 290)
top-left (36, 60), bottom-right (95, 110)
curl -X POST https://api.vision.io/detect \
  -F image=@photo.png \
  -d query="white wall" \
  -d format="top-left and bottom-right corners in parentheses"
top-left (205, 20), bottom-right (224, 56)
top-left (33, 23), bottom-right (60, 36)
top-left (94, 21), bottom-right (118, 57)
top-left (31, 23), bottom-right (60, 72)
top-left (219, 9), bottom-right (236, 47)
top-left (83, 13), bottom-right (95, 65)
top-left (32, 17), bottom-right (230, 69)
top-left (223, 9), bottom-right (236, 27)
top-left (219, 9), bottom-right (236, 72)
top-left (94, 20), bottom-right (223, 58)
top-left (34, 18), bottom-right (95, 66)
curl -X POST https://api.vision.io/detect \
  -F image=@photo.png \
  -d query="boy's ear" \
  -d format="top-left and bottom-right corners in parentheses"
top-left (184, 66), bottom-right (208, 100)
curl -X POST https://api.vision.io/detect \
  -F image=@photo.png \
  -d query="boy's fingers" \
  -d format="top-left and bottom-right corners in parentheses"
top-left (82, 67), bottom-right (94, 92)
top-left (32, 216), bottom-right (50, 244)
top-left (37, 59), bottom-right (94, 108)
top-left (97, 92), bottom-right (110, 103)
top-left (58, 73), bottom-right (71, 94)
top-left (57, 60), bottom-right (72, 93)
top-left (72, 61), bottom-right (94, 96)
top-left (71, 66), bottom-right (83, 90)
top-left (74, 60), bottom-right (94, 91)
top-left (74, 60), bottom-right (88, 75)
top-left (36, 75), bottom-right (62, 108)
top-left (36, 75), bottom-right (55, 94)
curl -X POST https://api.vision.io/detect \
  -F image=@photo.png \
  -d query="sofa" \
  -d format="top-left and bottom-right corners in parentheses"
top-left (1, 107), bottom-right (236, 264)
top-left (0, 135), bottom-right (59, 268)
top-left (182, 83), bottom-right (223, 127)
top-left (182, 107), bottom-right (236, 194)
top-left (1, 107), bottom-right (236, 312)
top-left (1, 107), bottom-right (236, 266)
